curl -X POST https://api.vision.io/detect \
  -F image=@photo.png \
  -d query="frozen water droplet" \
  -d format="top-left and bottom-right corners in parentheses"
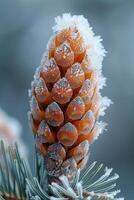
top-left (38, 120), bottom-right (49, 136)
top-left (48, 143), bottom-right (66, 161)
top-left (56, 42), bottom-right (71, 54)
top-left (54, 42), bottom-right (74, 68)
top-left (82, 110), bottom-right (94, 120)
top-left (40, 58), bottom-right (60, 83)
top-left (45, 102), bottom-right (64, 127)
top-left (66, 96), bottom-right (85, 120)
top-left (30, 96), bottom-right (45, 121)
top-left (34, 78), bottom-right (50, 103)
top-left (52, 78), bottom-right (73, 104)
top-left (57, 122), bottom-right (78, 147)
top-left (71, 63), bottom-right (83, 75)
top-left (65, 63), bottom-right (85, 89)
top-left (61, 158), bottom-right (77, 179)
top-left (79, 79), bottom-right (94, 104)
top-left (35, 78), bottom-right (48, 96)
top-left (68, 140), bottom-right (89, 163)
top-left (57, 78), bottom-right (70, 89)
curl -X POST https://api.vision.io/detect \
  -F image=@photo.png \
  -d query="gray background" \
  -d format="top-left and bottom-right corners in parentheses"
top-left (0, 0), bottom-right (134, 198)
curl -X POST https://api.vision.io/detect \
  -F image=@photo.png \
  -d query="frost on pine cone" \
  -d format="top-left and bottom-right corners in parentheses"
top-left (28, 14), bottom-right (112, 181)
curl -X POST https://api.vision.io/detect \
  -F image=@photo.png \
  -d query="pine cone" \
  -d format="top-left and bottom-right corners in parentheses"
top-left (28, 14), bottom-right (111, 181)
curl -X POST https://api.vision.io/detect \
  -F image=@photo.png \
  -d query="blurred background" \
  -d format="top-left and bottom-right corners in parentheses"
top-left (0, 0), bottom-right (133, 198)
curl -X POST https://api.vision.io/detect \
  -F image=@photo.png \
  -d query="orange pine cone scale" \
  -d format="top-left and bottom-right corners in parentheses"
top-left (28, 14), bottom-right (111, 181)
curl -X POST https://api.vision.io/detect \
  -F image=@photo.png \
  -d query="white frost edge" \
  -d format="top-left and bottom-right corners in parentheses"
top-left (53, 13), bottom-right (106, 71)
top-left (94, 121), bottom-right (107, 141)
top-left (100, 96), bottom-right (113, 116)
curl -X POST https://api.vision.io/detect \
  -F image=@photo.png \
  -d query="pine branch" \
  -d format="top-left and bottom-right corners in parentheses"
top-left (0, 141), bottom-right (124, 200)
top-left (26, 155), bottom-right (124, 200)
top-left (0, 141), bottom-right (31, 200)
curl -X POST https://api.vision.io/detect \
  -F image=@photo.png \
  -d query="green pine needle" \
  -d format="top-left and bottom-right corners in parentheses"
top-left (0, 141), bottom-right (31, 200)
top-left (26, 155), bottom-right (124, 200)
top-left (0, 141), bottom-right (124, 200)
